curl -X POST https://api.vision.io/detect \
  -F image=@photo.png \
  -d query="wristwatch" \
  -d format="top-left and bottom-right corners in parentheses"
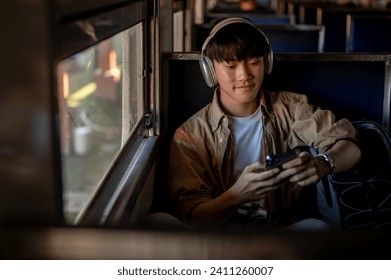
top-left (319, 153), bottom-right (336, 175)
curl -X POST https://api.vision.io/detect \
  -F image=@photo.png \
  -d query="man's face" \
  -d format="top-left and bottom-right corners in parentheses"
top-left (214, 57), bottom-right (264, 109)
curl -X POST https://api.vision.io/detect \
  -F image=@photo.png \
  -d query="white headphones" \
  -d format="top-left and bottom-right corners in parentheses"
top-left (199, 17), bottom-right (273, 88)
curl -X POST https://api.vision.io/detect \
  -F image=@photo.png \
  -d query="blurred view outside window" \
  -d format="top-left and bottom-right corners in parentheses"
top-left (57, 23), bottom-right (144, 223)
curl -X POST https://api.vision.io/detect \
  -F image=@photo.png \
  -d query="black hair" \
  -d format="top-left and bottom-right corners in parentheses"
top-left (205, 22), bottom-right (269, 62)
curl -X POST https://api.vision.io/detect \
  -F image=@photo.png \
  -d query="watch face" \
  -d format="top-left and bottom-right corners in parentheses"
top-left (321, 153), bottom-right (335, 174)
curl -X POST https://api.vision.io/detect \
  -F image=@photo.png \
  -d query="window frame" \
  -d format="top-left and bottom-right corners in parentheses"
top-left (52, 0), bottom-right (154, 226)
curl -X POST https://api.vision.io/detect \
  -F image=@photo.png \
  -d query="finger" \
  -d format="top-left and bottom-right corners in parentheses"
top-left (290, 164), bottom-right (319, 181)
top-left (295, 176), bottom-right (318, 187)
top-left (255, 167), bottom-right (280, 178)
top-left (281, 152), bottom-right (311, 169)
top-left (247, 162), bottom-right (265, 173)
top-left (254, 167), bottom-right (264, 173)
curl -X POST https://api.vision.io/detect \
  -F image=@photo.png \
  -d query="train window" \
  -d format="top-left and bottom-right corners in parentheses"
top-left (57, 23), bottom-right (145, 223)
top-left (174, 10), bottom-right (184, 51)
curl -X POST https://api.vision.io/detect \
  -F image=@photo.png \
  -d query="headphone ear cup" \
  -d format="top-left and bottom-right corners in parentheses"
top-left (265, 44), bottom-right (273, 75)
top-left (199, 56), bottom-right (218, 88)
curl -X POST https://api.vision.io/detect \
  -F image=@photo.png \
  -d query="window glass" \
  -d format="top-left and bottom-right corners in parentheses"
top-left (173, 10), bottom-right (184, 51)
top-left (57, 23), bottom-right (144, 223)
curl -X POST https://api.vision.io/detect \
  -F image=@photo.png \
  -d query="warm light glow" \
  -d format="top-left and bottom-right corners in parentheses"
top-left (63, 72), bottom-right (70, 99)
top-left (109, 50), bottom-right (116, 69)
top-left (105, 50), bottom-right (121, 82)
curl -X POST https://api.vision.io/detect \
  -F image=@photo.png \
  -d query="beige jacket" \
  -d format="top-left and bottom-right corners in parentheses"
top-left (168, 88), bottom-right (358, 224)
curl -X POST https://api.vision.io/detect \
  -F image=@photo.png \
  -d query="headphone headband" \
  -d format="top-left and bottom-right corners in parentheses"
top-left (201, 17), bottom-right (269, 55)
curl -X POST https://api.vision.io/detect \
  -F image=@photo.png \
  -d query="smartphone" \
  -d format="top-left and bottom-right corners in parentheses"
top-left (264, 149), bottom-right (300, 171)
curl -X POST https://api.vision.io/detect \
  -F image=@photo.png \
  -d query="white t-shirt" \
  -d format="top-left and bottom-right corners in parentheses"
top-left (227, 105), bottom-right (263, 183)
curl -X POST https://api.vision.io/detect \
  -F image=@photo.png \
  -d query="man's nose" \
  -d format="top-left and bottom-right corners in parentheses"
top-left (237, 63), bottom-right (253, 80)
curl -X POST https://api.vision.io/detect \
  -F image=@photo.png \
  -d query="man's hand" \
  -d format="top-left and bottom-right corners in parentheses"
top-left (228, 161), bottom-right (287, 204)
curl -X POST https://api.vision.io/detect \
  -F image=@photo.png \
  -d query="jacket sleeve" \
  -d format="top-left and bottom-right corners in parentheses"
top-left (168, 128), bottom-right (216, 222)
top-left (286, 94), bottom-right (358, 152)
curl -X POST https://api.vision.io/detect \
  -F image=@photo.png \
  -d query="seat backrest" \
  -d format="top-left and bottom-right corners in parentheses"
top-left (263, 24), bottom-right (325, 52)
top-left (346, 15), bottom-right (391, 52)
top-left (193, 23), bottom-right (324, 52)
top-left (318, 7), bottom-right (391, 52)
top-left (262, 53), bottom-right (391, 133)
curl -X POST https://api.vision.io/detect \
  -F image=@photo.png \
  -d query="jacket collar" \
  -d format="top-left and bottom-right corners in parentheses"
top-left (259, 89), bottom-right (275, 118)
top-left (208, 88), bottom-right (274, 132)
top-left (208, 88), bottom-right (228, 132)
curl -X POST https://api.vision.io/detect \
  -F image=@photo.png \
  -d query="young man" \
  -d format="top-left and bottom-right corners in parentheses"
top-left (168, 17), bottom-right (361, 231)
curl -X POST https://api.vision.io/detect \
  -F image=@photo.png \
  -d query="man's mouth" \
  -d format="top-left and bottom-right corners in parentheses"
top-left (236, 83), bottom-right (255, 89)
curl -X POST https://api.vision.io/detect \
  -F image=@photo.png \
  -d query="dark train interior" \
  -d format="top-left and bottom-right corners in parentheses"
top-left (1, 0), bottom-right (391, 259)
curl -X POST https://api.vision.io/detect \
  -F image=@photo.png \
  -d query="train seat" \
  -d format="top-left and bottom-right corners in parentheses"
top-left (157, 52), bottom-right (391, 230)
top-left (346, 15), bottom-right (391, 52)
top-left (192, 23), bottom-right (325, 52)
top-left (316, 7), bottom-right (391, 52)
